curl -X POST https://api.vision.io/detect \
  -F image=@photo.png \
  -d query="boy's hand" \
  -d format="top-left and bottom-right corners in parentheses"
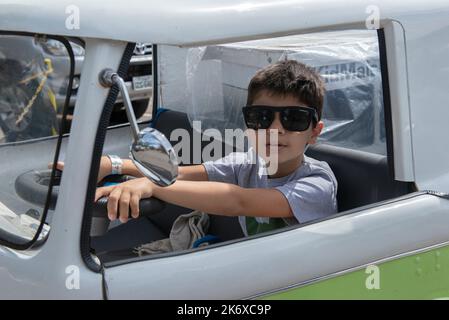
top-left (95, 177), bottom-right (154, 223)
top-left (48, 156), bottom-right (112, 183)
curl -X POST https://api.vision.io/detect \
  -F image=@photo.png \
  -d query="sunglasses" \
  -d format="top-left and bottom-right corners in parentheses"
top-left (242, 105), bottom-right (319, 132)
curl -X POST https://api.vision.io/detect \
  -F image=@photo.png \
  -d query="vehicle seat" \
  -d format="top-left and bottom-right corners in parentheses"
top-left (305, 143), bottom-right (414, 212)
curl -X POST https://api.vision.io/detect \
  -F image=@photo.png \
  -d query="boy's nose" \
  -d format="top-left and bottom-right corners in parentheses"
top-left (268, 112), bottom-right (285, 134)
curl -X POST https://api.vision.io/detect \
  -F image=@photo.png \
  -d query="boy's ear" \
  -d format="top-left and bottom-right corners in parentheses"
top-left (308, 121), bottom-right (324, 145)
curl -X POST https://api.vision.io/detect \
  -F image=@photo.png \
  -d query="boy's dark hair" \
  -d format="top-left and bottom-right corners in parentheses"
top-left (247, 60), bottom-right (325, 120)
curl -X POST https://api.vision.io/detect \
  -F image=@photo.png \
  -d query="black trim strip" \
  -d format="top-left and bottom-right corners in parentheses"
top-left (101, 265), bottom-right (109, 300)
top-left (79, 43), bottom-right (136, 272)
top-left (0, 32), bottom-right (74, 250)
top-left (377, 28), bottom-right (396, 178)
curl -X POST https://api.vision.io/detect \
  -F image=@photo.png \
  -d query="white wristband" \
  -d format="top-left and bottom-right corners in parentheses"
top-left (107, 155), bottom-right (123, 175)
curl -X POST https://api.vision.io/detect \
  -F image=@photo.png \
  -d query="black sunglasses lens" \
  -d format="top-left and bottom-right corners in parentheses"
top-left (280, 108), bottom-right (312, 131)
top-left (243, 108), bottom-right (274, 129)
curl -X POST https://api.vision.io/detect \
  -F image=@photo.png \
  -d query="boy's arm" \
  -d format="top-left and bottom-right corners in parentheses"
top-left (177, 165), bottom-right (209, 181)
top-left (121, 159), bottom-right (208, 181)
top-left (95, 178), bottom-right (293, 223)
top-left (121, 159), bottom-right (144, 177)
top-left (153, 180), bottom-right (293, 218)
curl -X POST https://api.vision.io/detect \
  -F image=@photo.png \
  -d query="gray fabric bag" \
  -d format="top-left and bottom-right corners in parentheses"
top-left (134, 210), bottom-right (209, 256)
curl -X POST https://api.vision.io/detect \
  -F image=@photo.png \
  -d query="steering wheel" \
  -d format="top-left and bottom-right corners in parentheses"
top-left (14, 169), bottom-right (166, 219)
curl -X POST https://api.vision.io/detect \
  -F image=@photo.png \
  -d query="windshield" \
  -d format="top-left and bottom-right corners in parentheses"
top-left (0, 34), bottom-right (73, 248)
top-left (158, 29), bottom-right (386, 156)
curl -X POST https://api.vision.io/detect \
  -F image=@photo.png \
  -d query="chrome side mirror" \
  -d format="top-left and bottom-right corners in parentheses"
top-left (100, 69), bottom-right (178, 186)
top-left (130, 127), bottom-right (178, 186)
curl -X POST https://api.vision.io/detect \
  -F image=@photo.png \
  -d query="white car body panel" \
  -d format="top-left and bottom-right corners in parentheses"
top-left (104, 194), bottom-right (449, 299)
top-left (0, 0), bottom-right (447, 46)
top-left (383, 21), bottom-right (415, 182)
top-left (398, 13), bottom-right (449, 192)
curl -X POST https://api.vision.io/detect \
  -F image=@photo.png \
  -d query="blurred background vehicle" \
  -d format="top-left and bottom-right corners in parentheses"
top-left (0, 36), bottom-right (152, 142)
top-left (41, 39), bottom-right (153, 128)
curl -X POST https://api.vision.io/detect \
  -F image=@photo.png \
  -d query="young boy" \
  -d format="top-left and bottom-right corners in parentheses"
top-left (92, 60), bottom-right (338, 236)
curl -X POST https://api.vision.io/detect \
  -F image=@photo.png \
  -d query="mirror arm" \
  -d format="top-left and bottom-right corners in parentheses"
top-left (99, 69), bottom-right (140, 141)
top-left (99, 68), bottom-right (178, 187)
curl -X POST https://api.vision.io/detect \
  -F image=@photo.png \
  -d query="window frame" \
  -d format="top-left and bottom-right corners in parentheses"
top-left (0, 31), bottom-right (75, 250)
top-left (82, 27), bottom-right (409, 270)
